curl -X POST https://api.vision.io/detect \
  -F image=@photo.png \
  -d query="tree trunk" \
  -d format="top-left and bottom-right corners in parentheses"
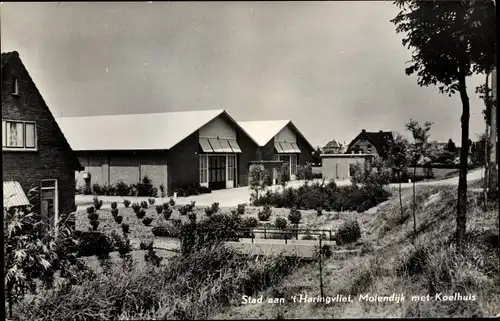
top-left (398, 170), bottom-right (403, 220)
top-left (488, 67), bottom-right (498, 196)
top-left (412, 165), bottom-right (417, 241)
top-left (456, 72), bottom-right (470, 253)
top-left (483, 72), bottom-right (490, 211)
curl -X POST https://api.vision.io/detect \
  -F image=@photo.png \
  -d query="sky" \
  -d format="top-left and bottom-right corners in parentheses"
top-left (0, 1), bottom-right (489, 148)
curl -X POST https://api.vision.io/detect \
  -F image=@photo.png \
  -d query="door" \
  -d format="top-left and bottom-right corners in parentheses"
top-left (209, 156), bottom-right (226, 190)
top-left (40, 179), bottom-right (58, 235)
top-left (226, 154), bottom-right (236, 189)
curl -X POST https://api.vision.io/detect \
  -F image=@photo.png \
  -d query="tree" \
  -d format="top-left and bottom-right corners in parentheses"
top-left (312, 147), bottom-right (322, 166)
top-left (405, 119), bottom-right (433, 241)
top-left (391, 0), bottom-right (496, 251)
top-left (446, 139), bottom-right (457, 154)
top-left (388, 132), bottom-right (410, 220)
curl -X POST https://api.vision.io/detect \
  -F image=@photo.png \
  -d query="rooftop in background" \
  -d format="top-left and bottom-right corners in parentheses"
top-left (57, 109), bottom-right (256, 151)
top-left (346, 129), bottom-right (394, 158)
top-left (237, 120), bottom-right (315, 151)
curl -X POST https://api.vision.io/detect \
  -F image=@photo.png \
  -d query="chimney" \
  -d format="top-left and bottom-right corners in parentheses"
top-left (361, 129), bottom-right (366, 133)
top-left (379, 130), bottom-right (383, 133)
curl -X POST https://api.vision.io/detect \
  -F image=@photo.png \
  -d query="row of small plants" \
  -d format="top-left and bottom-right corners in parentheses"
top-left (77, 176), bottom-right (161, 197)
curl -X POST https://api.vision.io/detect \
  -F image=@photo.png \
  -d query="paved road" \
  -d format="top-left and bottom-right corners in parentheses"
top-left (76, 168), bottom-right (483, 210)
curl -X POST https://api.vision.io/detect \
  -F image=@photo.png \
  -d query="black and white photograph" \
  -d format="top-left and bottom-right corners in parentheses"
top-left (2, 1), bottom-right (498, 319)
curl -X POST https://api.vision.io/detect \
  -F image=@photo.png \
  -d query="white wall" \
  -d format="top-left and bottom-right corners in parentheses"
top-left (199, 116), bottom-right (236, 139)
top-left (274, 126), bottom-right (296, 143)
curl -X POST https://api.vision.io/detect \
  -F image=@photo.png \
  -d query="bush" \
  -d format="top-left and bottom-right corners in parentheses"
top-left (187, 201), bottom-right (196, 212)
top-left (288, 208), bottom-right (302, 225)
top-left (316, 207), bottom-right (323, 216)
top-left (114, 215), bottom-right (123, 224)
top-left (162, 202), bottom-right (170, 211)
top-left (274, 217), bottom-right (287, 229)
top-left (302, 234), bottom-right (317, 240)
top-left (296, 164), bottom-right (313, 180)
top-left (121, 223), bottom-right (130, 234)
top-left (152, 223), bottom-right (181, 238)
top-left (163, 207), bottom-right (173, 220)
top-left (237, 203), bottom-right (246, 215)
top-left (123, 199), bottom-right (131, 208)
top-left (115, 180), bottom-right (132, 196)
top-left (188, 212), bottom-right (197, 222)
top-left (241, 217), bottom-right (259, 229)
top-left (73, 231), bottom-right (115, 257)
top-left (131, 202), bottom-right (141, 213)
top-left (110, 201), bottom-right (118, 210)
top-left (336, 220), bottom-right (361, 245)
top-left (169, 198), bottom-right (175, 206)
top-left (172, 183), bottom-right (212, 197)
top-left (258, 205), bottom-right (272, 221)
top-left (179, 205), bottom-right (190, 216)
top-left (148, 198), bottom-right (155, 206)
top-left (140, 201), bottom-right (148, 209)
top-left (205, 207), bottom-right (214, 217)
top-left (90, 220), bottom-right (99, 231)
top-left (93, 196), bottom-right (103, 210)
top-left (142, 217), bottom-right (153, 226)
top-left (155, 205), bottom-right (163, 214)
top-left (88, 212), bottom-right (99, 221)
top-left (111, 208), bottom-right (119, 217)
top-left (159, 184), bottom-right (166, 198)
top-left (137, 176), bottom-right (157, 197)
top-left (211, 202), bottom-right (220, 213)
top-left (136, 208), bottom-right (146, 219)
top-left (86, 206), bottom-right (95, 215)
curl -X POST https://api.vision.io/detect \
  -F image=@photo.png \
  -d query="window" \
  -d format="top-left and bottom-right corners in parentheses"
top-left (12, 77), bottom-right (19, 95)
top-left (199, 154), bottom-right (208, 184)
top-left (290, 154), bottom-right (298, 175)
top-left (2, 120), bottom-right (36, 150)
top-left (228, 155), bottom-right (235, 181)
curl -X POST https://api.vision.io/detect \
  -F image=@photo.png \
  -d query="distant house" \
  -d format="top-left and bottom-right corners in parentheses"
top-left (2, 51), bottom-right (83, 229)
top-left (320, 129), bottom-right (394, 180)
top-left (345, 129), bottom-right (394, 160)
top-left (237, 120), bottom-right (315, 183)
top-left (57, 110), bottom-right (259, 195)
top-left (323, 139), bottom-right (342, 154)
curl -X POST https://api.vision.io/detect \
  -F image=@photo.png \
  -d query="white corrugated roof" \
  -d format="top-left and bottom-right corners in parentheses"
top-left (57, 110), bottom-right (226, 151)
top-left (237, 120), bottom-right (291, 146)
top-left (3, 181), bottom-right (30, 208)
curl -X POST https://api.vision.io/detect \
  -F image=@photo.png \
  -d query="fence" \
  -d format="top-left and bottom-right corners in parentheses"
top-left (235, 227), bottom-right (335, 244)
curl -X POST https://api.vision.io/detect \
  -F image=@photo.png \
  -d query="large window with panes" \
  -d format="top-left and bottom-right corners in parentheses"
top-left (2, 120), bottom-right (37, 150)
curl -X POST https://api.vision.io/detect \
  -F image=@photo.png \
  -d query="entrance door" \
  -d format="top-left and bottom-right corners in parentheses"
top-left (209, 156), bottom-right (226, 190)
top-left (40, 179), bottom-right (58, 235)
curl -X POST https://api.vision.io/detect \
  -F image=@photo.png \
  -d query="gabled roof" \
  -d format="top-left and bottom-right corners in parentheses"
top-left (237, 119), bottom-right (315, 150)
top-left (57, 109), bottom-right (257, 151)
top-left (1, 51), bottom-right (83, 171)
top-left (3, 181), bottom-right (30, 208)
top-left (324, 139), bottom-right (340, 149)
top-left (346, 129), bottom-right (394, 158)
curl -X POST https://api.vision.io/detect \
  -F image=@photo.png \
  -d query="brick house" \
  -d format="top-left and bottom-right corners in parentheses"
top-left (237, 120), bottom-right (315, 184)
top-left (345, 129), bottom-right (394, 160)
top-left (2, 51), bottom-right (83, 228)
top-left (57, 110), bottom-right (260, 195)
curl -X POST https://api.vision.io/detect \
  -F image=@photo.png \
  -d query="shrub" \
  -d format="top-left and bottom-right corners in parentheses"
top-left (169, 198), bottom-right (175, 206)
top-left (86, 206), bottom-right (95, 215)
top-left (142, 217), bottom-right (153, 226)
top-left (111, 202), bottom-right (118, 210)
top-left (131, 202), bottom-right (141, 213)
top-left (88, 212), bottom-right (99, 221)
top-left (140, 200), bottom-right (148, 209)
top-left (121, 223), bottom-right (130, 234)
top-left (314, 244), bottom-right (333, 259)
top-left (188, 212), bottom-right (197, 222)
top-left (159, 184), bottom-right (166, 198)
top-left (115, 180), bottom-right (132, 196)
top-left (179, 205), bottom-right (190, 216)
top-left (139, 239), bottom-right (154, 251)
top-left (336, 220), bottom-right (361, 245)
top-left (111, 208), bottom-right (119, 217)
top-left (136, 208), bottom-right (146, 219)
top-left (90, 220), bottom-right (99, 230)
top-left (123, 199), bottom-right (131, 208)
top-left (274, 217), bottom-right (287, 229)
top-left (241, 217), bottom-right (259, 229)
top-left (296, 164), bottom-right (313, 181)
top-left (302, 234), bottom-right (317, 240)
top-left (155, 205), bottom-right (163, 214)
top-left (187, 201), bottom-right (196, 212)
top-left (162, 202), bottom-right (170, 211)
top-left (230, 209), bottom-right (237, 215)
top-left (288, 208), bottom-right (302, 225)
top-left (258, 205), bottom-right (272, 221)
top-left (114, 215), bottom-right (123, 224)
top-left (172, 183), bottom-right (212, 197)
top-left (211, 202), bottom-right (219, 213)
top-left (198, 186), bottom-right (212, 194)
top-left (204, 207), bottom-right (214, 217)
top-left (92, 196), bottom-right (103, 210)
top-left (137, 176), bottom-right (157, 197)
top-left (163, 207), bottom-right (173, 220)
top-left (152, 223), bottom-right (181, 238)
top-left (237, 203), bottom-right (246, 215)
top-left (148, 198), bottom-right (155, 206)
top-left (316, 207), bottom-right (323, 216)
top-left (73, 231), bottom-right (115, 257)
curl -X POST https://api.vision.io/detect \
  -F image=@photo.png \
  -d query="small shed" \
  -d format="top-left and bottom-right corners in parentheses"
top-left (321, 153), bottom-right (374, 180)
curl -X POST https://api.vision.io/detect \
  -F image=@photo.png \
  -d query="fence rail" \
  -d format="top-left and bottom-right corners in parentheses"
top-left (234, 227), bottom-right (335, 244)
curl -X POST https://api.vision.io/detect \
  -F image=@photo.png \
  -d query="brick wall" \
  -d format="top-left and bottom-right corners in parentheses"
top-left (2, 52), bottom-right (80, 214)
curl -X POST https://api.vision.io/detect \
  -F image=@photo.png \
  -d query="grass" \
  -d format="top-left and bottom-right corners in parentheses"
top-left (14, 244), bottom-right (302, 321)
top-left (213, 185), bottom-right (500, 319)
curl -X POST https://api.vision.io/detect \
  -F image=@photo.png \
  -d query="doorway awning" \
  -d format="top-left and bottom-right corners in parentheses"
top-left (199, 137), bottom-right (242, 153)
top-left (3, 181), bottom-right (30, 208)
top-left (275, 141), bottom-right (301, 153)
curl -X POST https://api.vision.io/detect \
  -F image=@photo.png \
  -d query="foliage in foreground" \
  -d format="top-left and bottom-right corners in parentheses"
top-left (14, 245), bottom-right (301, 321)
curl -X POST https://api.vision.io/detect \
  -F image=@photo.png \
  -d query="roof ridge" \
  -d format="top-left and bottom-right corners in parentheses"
top-left (58, 109), bottom-right (225, 119)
